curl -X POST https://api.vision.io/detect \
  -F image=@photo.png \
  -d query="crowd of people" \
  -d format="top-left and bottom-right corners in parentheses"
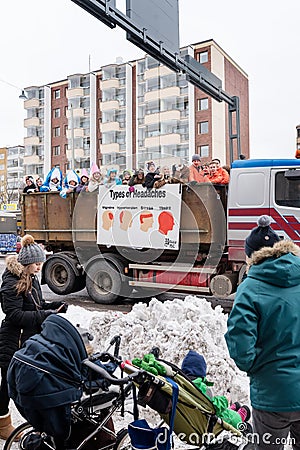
top-left (22, 154), bottom-right (230, 198)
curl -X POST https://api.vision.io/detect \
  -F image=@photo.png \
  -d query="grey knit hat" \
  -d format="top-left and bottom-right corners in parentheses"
top-left (18, 234), bottom-right (46, 266)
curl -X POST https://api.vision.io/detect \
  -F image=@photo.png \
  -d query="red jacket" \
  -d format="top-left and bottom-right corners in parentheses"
top-left (189, 165), bottom-right (209, 183)
top-left (208, 167), bottom-right (230, 185)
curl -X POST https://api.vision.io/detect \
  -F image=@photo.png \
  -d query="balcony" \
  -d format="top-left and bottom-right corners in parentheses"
top-left (101, 122), bottom-right (120, 132)
top-left (24, 136), bottom-right (40, 146)
top-left (66, 148), bottom-right (85, 160)
top-left (24, 98), bottom-right (39, 109)
top-left (66, 108), bottom-right (85, 118)
top-left (144, 66), bottom-right (172, 80)
top-left (100, 79), bottom-right (120, 89)
top-left (144, 86), bottom-right (180, 102)
top-left (144, 110), bottom-right (180, 125)
top-left (67, 87), bottom-right (84, 98)
top-left (100, 100), bottom-right (119, 111)
top-left (24, 117), bottom-right (40, 127)
top-left (145, 133), bottom-right (180, 147)
top-left (23, 154), bottom-right (40, 165)
top-left (66, 128), bottom-right (85, 139)
top-left (100, 143), bottom-right (120, 154)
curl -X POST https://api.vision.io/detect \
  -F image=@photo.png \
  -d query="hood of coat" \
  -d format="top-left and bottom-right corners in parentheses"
top-left (4, 255), bottom-right (23, 278)
top-left (248, 240), bottom-right (300, 287)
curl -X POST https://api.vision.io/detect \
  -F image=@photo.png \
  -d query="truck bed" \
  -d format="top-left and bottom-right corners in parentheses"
top-left (21, 184), bottom-right (227, 252)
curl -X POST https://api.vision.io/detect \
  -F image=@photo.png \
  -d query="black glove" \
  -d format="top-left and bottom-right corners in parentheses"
top-left (56, 302), bottom-right (68, 313)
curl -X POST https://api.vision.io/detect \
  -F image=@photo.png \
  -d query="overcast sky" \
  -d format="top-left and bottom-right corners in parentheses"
top-left (1, 0), bottom-right (299, 159)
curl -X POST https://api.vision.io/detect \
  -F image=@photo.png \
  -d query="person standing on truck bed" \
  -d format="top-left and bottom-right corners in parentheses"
top-left (0, 234), bottom-right (68, 441)
top-left (22, 176), bottom-right (37, 194)
top-left (40, 167), bottom-right (63, 192)
top-left (75, 168), bottom-right (89, 193)
top-left (128, 168), bottom-right (145, 186)
top-left (143, 160), bottom-right (162, 189)
top-left (87, 162), bottom-right (103, 192)
top-left (188, 154), bottom-right (209, 183)
top-left (103, 168), bottom-right (122, 188)
top-left (207, 160), bottom-right (230, 184)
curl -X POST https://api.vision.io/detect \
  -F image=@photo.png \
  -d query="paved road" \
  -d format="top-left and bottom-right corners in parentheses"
top-left (0, 255), bottom-right (234, 314)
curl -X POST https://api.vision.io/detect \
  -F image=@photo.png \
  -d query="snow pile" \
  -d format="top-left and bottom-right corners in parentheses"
top-left (88, 296), bottom-right (249, 403)
top-left (7, 295), bottom-right (250, 431)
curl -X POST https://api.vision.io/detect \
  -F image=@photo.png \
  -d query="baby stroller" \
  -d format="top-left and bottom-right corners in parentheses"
top-left (4, 315), bottom-right (138, 450)
top-left (122, 354), bottom-right (254, 450)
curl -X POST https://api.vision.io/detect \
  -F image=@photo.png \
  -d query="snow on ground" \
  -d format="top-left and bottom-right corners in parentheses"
top-left (0, 295), bottom-right (250, 441)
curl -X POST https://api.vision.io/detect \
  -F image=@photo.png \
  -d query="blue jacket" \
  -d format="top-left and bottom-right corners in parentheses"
top-left (225, 240), bottom-right (300, 412)
top-left (40, 167), bottom-right (63, 192)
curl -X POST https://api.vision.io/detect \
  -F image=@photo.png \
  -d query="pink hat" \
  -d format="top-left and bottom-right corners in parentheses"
top-left (81, 168), bottom-right (89, 178)
top-left (91, 163), bottom-right (100, 175)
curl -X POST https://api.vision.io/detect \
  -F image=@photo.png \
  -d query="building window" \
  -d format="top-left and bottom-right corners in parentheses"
top-left (198, 98), bottom-right (208, 111)
top-left (198, 145), bottom-right (209, 157)
top-left (197, 51), bottom-right (208, 64)
top-left (54, 89), bottom-right (60, 99)
top-left (0, 154), bottom-right (4, 159)
top-left (198, 121), bottom-right (208, 134)
top-left (54, 108), bottom-right (60, 118)
top-left (53, 145), bottom-right (60, 156)
top-left (54, 127), bottom-right (60, 137)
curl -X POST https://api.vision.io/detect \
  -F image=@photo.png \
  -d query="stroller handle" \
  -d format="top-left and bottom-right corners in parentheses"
top-left (83, 358), bottom-right (142, 385)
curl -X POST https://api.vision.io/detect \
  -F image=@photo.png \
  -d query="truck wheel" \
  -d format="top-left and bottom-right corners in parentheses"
top-left (86, 260), bottom-right (122, 304)
top-left (44, 257), bottom-right (76, 295)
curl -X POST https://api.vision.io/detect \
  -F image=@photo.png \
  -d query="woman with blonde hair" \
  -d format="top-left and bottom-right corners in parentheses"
top-left (0, 235), bottom-right (68, 441)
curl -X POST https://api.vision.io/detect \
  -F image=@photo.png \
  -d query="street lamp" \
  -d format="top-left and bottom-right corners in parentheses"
top-left (0, 78), bottom-right (28, 100)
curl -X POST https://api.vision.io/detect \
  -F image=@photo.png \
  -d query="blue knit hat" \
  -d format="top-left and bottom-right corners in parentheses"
top-left (181, 350), bottom-right (207, 379)
top-left (245, 215), bottom-right (280, 258)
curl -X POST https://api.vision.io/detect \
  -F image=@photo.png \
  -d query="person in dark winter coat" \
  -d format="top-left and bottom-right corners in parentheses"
top-left (225, 240), bottom-right (300, 449)
top-left (0, 234), bottom-right (68, 441)
top-left (22, 176), bottom-right (37, 194)
top-left (128, 168), bottom-right (145, 186)
top-left (142, 161), bottom-right (161, 189)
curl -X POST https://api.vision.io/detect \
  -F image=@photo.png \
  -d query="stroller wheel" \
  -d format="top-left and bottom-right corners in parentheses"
top-left (114, 429), bottom-right (131, 450)
top-left (3, 423), bottom-right (33, 450)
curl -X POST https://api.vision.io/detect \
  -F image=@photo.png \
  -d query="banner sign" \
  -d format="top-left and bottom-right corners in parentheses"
top-left (97, 184), bottom-right (182, 250)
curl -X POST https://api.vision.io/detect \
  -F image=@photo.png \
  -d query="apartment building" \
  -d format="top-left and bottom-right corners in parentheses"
top-left (7, 145), bottom-right (24, 205)
top-left (22, 39), bottom-right (249, 177)
top-left (0, 146), bottom-right (24, 206)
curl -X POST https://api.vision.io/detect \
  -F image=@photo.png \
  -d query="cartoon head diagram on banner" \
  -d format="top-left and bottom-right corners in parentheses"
top-left (97, 185), bottom-right (181, 250)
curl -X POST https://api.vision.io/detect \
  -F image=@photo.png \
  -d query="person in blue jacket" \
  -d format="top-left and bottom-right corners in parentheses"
top-left (40, 167), bottom-right (63, 192)
top-left (60, 170), bottom-right (80, 198)
top-left (225, 239), bottom-right (300, 449)
top-left (103, 168), bottom-right (122, 188)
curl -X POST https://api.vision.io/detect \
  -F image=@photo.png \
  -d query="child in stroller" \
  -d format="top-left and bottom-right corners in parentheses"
top-left (126, 349), bottom-right (253, 449)
top-left (180, 350), bottom-right (251, 430)
top-left (4, 315), bottom-right (135, 450)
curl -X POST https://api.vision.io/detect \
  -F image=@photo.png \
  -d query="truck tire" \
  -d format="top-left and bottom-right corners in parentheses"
top-left (44, 256), bottom-right (77, 295)
top-left (104, 253), bottom-right (133, 299)
top-left (85, 259), bottom-right (122, 304)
